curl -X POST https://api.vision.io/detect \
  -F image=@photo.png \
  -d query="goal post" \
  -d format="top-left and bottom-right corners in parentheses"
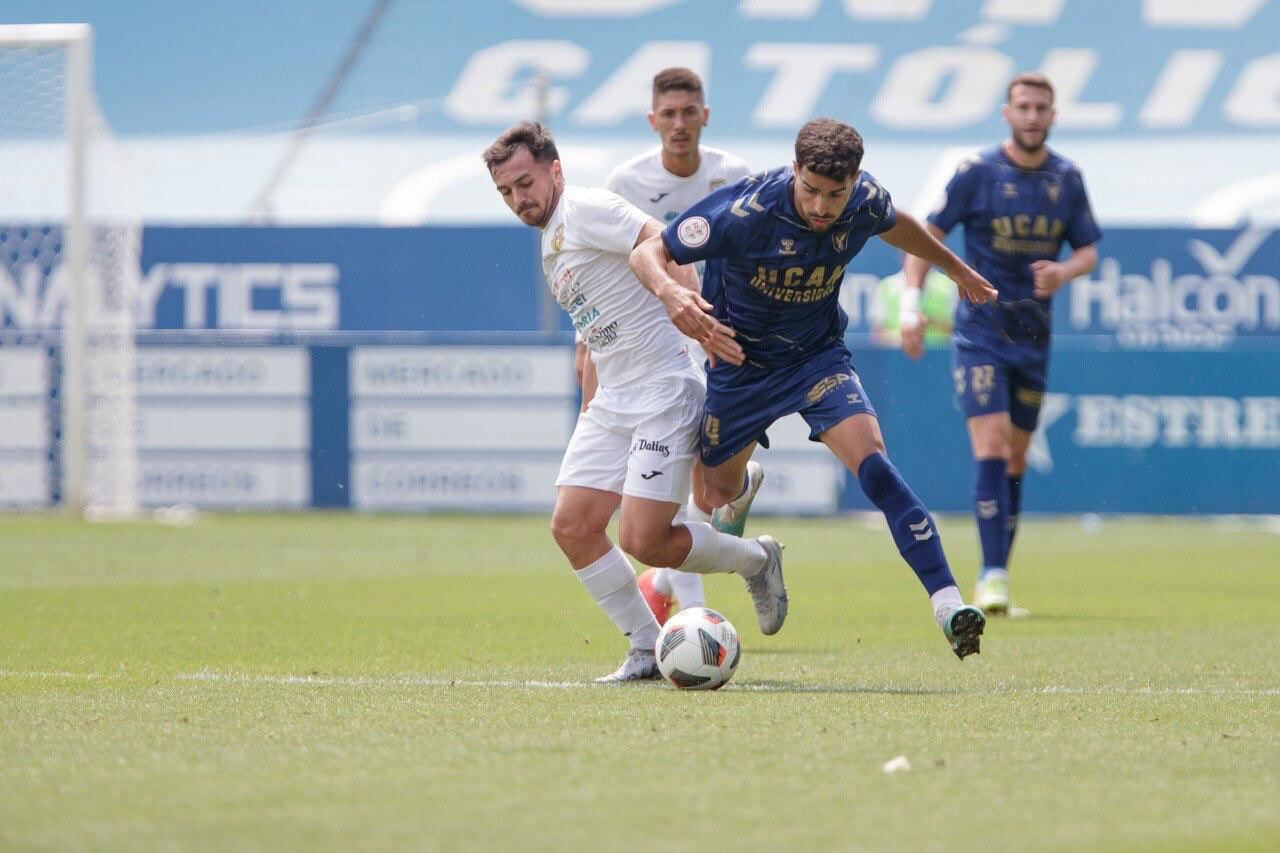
top-left (0, 24), bottom-right (140, 517)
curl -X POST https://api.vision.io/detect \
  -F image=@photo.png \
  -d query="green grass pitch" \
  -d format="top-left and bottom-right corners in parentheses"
top-left (2, 512), bottom-right (1278, 850)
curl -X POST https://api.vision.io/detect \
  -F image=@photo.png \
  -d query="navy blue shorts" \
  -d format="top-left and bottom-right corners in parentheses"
top-left (951, 337), bottom-right (1049, 432)
top-left (700, 344), bottom-right (876, 467)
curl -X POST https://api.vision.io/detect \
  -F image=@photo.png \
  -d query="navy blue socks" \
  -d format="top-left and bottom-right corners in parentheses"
top-left (1007, 473), bottom-right (1024, 560)
top-left (857, 452), bottom-right (956, 595)
top-left (974, 458), bottom-right (1010, 577)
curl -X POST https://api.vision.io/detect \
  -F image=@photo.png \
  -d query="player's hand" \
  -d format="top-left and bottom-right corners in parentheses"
top-left (1030, 260), bottom-right (1068, 298)
top-left (899, 313), bottom-right (926, 360)
top-left (951, 266), bottom-right (998, 304)
top-left (702, 325), bottom-right (744, 368)
top-left (660, 284), bottom-right (744, 366)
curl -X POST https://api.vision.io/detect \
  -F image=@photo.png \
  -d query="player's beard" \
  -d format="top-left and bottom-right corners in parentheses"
top-left (1012, 126), bottom-right (1048, 154)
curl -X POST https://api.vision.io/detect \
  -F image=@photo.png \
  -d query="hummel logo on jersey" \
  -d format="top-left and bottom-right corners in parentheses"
top-left (779, 238), bottom-right (796, 256)
top-left (640, 470), bottom-right (663, 480)
top-left (649, 192), bottom-right (670, 203)
top-left (1002, 182), bottom-right (1018, 198)
top-left (909, 518), bottom-right (934, 541)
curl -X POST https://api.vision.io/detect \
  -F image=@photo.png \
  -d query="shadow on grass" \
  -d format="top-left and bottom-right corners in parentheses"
top-left (728, 679), bottom-right (962, 695)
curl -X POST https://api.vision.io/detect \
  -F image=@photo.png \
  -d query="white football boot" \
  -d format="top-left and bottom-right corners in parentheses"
top-left (741, 534), bottom-right (788, 635)
top-left (594, 648), bottom-right (661, 683)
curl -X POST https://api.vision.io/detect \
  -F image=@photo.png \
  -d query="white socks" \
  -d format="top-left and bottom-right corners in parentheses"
top-left (678, 521), bottom-right (768, 577)
top-left (665, 494), bottom-right (711, 607)
top-left (930, 585), bottom-right (964, 625)
top-left (576, 546), bottom-right (659, 651)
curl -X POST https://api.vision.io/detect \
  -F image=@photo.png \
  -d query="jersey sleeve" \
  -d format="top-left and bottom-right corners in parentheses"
top-left (603, 164), bottom-right (626, 196)
top-left (860, 172), bottom-right (897, 236)
top-left (926, 157), bottom-right (981, 234)
top-left (1065, 168), bottom-right (1103, 249)
top-left (574, 188), bottom-right (652, 255)
top-left (661, 178), bottom-right (756, 265)
top-left (722, 153), bottom-right (752, 183)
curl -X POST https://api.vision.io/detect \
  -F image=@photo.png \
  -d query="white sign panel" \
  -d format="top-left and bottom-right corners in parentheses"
top-left (352, 456), bottom-right (560, 510)
top-left (133, 347), bottom-right (310, 397)
top-left (351, 401), bottom-right (573, 451)
top-left (0, 401), bottom-right (48, 451)
top-left (749, 454), bottom-right (844, 515)
top-left (0, 456), bottom-right (49, 505)
top-left (351, 346), bottom-right (575, 398)
top-left (0, 348), bottom-right (48, 396)
top-left (131, 401), bottom-right (310, 451)
top-left (762, 413), bottom-right (835, 454)
top-left (133, 455), bottom-right (311, 508)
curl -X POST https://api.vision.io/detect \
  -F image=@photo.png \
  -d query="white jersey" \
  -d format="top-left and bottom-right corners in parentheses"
top-left (605, 145), bottom-right (752, 224)
top-left (541, 185), bottom-right (689, 390)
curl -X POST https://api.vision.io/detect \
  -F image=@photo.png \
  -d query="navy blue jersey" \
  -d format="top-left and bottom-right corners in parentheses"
top-left (662, 166), bottom-right (896, 367)
top-left (929, 144), bottom-right (1101, 348)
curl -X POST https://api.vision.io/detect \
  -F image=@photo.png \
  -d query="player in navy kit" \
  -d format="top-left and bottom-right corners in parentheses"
top-left (631, 117), bottom-right (1000, 659)
top-left (900, 73), bottom-right (1101, 616)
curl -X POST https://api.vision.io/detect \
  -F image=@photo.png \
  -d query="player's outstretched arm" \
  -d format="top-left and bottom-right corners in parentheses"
top-left (1031, 244), bottom-right (1098, 298)
top-left (897, 221), bottom-right (949, 360)
top-left (630, 224), bottom-right (744, 367)
top-left (881, 211), bottom-right (997, 305)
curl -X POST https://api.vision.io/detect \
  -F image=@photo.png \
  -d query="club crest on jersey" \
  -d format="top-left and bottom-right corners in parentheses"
top-left (678, 216), bottom-right (711, 248)
top-left (550, 224), bottom-right (565, 253)
top-left (1002, 182), bottom-right (1018, 199)
top-left (779, 238), bottom-right (796, 256)
top-left (1045, 181), bottom-right (1061, 204)
top-left (832, 231), bottom-right (849, 252)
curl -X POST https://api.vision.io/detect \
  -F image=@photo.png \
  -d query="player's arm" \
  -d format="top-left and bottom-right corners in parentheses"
top-left (880, 211), bottom-right (997, 306)
top-left (898, 221), bottom-right (949, 360)
top-left (630, 221), bottom-right (744, 367)
top-left (575, 342), bottom-right (597, 411)
top-left (1032, 169), bottom-right (1102, 298)
top-left (1031, 243), bottom-right (1097, 298)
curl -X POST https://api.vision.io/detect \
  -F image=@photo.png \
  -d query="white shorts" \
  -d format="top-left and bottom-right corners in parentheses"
top-left (556, 360), bottom-right (704, 504)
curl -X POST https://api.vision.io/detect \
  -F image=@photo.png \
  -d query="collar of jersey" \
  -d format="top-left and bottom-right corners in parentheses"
top-left (773, 170), bottom-right (863, 232)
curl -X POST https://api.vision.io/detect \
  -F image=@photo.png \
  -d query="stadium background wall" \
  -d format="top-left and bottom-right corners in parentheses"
top-left (1, 226), bottom-right (1277, 514)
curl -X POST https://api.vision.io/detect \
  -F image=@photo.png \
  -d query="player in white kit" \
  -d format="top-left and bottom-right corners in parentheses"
top-left (593, 68), bottom-right (760, 623)
top-left (483, 121), bottom-right (788, 682)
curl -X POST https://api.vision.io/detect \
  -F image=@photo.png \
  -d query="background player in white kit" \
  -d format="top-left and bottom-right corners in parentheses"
top-left (593, 67), bottom-right (757, 623)
top-left (483, 121), bottom-right (788, 682)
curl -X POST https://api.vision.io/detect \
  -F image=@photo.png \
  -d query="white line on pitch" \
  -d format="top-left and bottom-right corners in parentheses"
top-left (174, 671), bottom-right (1280, 696)
top-left (0, 670), bottom-right (106, 680)
top-left (3, 670), bottom-right (1277, 696)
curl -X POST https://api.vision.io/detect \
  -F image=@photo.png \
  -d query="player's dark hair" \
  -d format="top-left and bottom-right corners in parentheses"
top-left (793, 117), bottom-right (864, 182)
top-left (652, 67), bottom-right (704, 102)
top-left (482, 121), bottom-right (559, 172)
top-left (1007, 72), bottom-right (1054, 103)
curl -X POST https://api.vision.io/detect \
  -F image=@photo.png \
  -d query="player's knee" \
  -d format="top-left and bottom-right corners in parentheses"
top-left (702, 476), bottom-right (741, 509)
top-left (617, 524), bottom-right (666, 567)
top-left (550, 510), bottom-right (598, 551)
top-left (1008, 453), bottom-right (1028, 477)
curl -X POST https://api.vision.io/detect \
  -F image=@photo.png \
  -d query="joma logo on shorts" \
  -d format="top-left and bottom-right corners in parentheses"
top-left (633, 439), bottom-right (670, 457)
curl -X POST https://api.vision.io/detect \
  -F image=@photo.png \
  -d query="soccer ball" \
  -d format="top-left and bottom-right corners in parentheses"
top-left (655, 607), bottom-right (741, 690)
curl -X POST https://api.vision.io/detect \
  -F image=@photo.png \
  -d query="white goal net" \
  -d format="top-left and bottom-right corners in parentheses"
top-left (0, 25), bottom-right (139, 516)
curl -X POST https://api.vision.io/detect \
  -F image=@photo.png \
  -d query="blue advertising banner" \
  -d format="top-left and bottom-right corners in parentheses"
top-left (388, 0), bottom-right (1280, 140)
top-left (4, 223), bottom-right (1277, 513)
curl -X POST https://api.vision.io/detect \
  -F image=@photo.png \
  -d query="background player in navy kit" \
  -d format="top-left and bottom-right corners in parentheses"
top-left (631, 117), bottom-right (1000, 658)
top-left (899, 73), bottom-right (1101, 616)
